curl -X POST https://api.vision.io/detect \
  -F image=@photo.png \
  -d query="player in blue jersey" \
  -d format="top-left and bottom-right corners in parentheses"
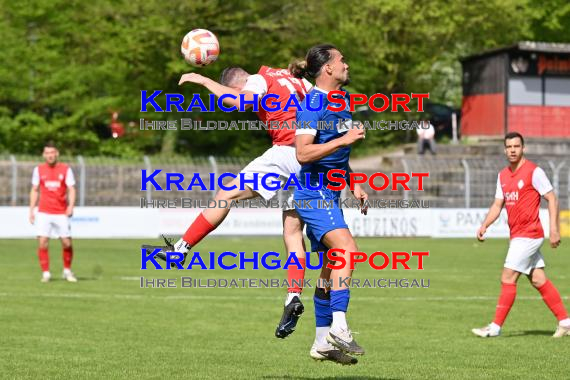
top-left (290, 44), bottom-right (367, 364)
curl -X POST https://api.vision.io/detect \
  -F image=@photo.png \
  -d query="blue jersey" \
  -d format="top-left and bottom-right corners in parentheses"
top-left (296, 87), bottom-right (352, 193)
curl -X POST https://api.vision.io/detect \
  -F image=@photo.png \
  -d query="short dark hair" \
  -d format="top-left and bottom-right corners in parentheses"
top-left (44, 141), bottom-right (57, 149)
top-left (219, 66), bottom-right (248, 87)
top-left (504, 132), bottom-right (524, 146)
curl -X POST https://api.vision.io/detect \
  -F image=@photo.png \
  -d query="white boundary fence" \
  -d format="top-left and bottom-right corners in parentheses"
top-left (1, 155), bottom-right (568, 209)
top-left (0, 207), bottom-right (550, 239)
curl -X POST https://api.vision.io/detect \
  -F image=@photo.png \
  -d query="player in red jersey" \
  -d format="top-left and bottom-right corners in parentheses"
top-left (472, 132), bottom-right (569, 338)
top-left (29, 142), bottom-right (77, 283)
top-left (143, 66), bottom-right (353, 361)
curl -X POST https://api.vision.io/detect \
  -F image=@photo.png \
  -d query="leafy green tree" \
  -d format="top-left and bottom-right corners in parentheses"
top-left (0, 0), bottom-right (566, 157)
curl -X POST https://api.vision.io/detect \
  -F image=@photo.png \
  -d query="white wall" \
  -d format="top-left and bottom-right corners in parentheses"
top-left (0, 207), bottom-right (549, 239)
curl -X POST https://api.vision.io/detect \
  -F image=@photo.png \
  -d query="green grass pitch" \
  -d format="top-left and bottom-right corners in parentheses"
top-left (1, 237), bottom-right (568, 379)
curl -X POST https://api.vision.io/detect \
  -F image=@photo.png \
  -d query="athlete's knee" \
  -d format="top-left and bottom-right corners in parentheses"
top-left (530, 278), bottom-right (546, 288)
top-left (61, 238), bottom-right (72, 249)
top-left (336, 234), bottom-right (358, 253)
top-left (501, 269), bottom-right (519, 284)
top-left (283, 213), bottom-right (303, 236)
top-left (501, 276), bottom-right (517, 284)
top-left (529, 271), bottom-right (547, 288)
top-left (38, 238), bottom-right (49, 249)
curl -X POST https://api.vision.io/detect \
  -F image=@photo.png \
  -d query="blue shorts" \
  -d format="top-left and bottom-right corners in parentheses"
top-left (295, 188), bottom-right (349, 252)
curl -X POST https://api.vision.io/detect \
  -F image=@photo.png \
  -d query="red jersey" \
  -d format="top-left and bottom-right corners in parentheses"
top-left (243, 66), bottom-right (311, 146)
top-left (32, 163), bottom-right (75, 214)
top-left (496, 160), bottom-right (553, 239)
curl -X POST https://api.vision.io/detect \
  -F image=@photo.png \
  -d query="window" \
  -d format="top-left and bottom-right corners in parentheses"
top-left (545, 78), bottom-right (570, 106)
top-left (508, 77), bottom-right (542, 105)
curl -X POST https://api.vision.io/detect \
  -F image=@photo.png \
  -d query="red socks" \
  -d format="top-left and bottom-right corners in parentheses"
top-left (538, 280), bottom-right (569, 321)
top-left (38, 248), bottom-right (49, 272)
top-left (63, 247), bottom-right (73, 269)
top-left (38, 247), bottom-right (74, 271)
top-left (182, 213), bottom-right (216, 247)
top-left (493, 282), bottom-right (517, 326)
top-left (287, 257), bottom-right (306, 293)
top-left (491, 280), bottom-right (568, 326)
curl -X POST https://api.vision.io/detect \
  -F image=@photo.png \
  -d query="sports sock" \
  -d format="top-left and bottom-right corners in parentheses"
top-left (493, 282), bottom-right (517, 326)
top-left (537, 280), bottom-right (569, 321)
top-left (287, 257), bottom-right (306, 294)
top-left (285, 292), bottom-right (300, 306)
top-left (63, 247), bottom-right (73, 269)
top-left (314, 287), bottom-right (332, 346)
top-left (330, 288), bottom-right (350, 331)
top-left (315, 327), bottom-right (329, 347)
top-left (38, 248), bottom-right (49, 272)
top-left (174, 239), bottom-right (190, 254)
top-left (182, 213), bottom-right (216, 247)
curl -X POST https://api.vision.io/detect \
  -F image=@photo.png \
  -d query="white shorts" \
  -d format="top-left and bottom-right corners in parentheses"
top-left (504, 237), bottom-right (545, 275)
top-left (36, 212), bottom-right (72, 238)
top-left (240, 145), bottom-right (300, 210)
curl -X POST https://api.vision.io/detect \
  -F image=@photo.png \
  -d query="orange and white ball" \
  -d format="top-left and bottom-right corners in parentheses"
top-left (180, 29), bottom-right (220, 67)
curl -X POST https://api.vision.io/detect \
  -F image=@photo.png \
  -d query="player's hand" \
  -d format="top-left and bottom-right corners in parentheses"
top-left (343, 126), bottom-right (365, 145)
top-left (29, 210), bottom-right (35, 224)
top-left (179, 73), bottom-right (208, 86)
top-left (477, 225), bottom-right (486, 241)
top-left (66, 206), bottom-right (74, 217)
top-left (352, 184), bottom-right (368, 215)
top-left (550, 230), bottom-right (561, 249)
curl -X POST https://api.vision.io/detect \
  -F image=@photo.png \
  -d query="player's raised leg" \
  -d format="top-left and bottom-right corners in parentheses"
top-left (528, 268), bottom-right (570, 337)
top-left (143, 177), bottom-right (258, 263)
top-left (275, 209), bottom-right (306, 338)
top-left (177, 180), bottom-right (258, 250)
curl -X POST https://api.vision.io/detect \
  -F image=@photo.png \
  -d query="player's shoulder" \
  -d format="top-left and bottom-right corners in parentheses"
top-left (258, 66), bottom-right (289, 78)
top-left (257, 65), bottom-right (270, 75)
top-left (525, 160), bottom-right (538, 170)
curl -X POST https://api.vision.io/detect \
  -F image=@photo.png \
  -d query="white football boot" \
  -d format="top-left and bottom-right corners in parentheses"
top-left (310, 341), bottom-right (357, 365)
top-left (63, 269), bottom-right (78, 283)
top-left (41, 271), bottom-right (51, 283)
top-left (472, 324), bottom-right (501, 338)
top-left (553, 325), bottom-right (570, 338)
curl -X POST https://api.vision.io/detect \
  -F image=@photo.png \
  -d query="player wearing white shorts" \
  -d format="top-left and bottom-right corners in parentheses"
top-left (143, 65), bottom-right (354, 362)
top-left (29, 142), bottom-right (77, 283)
top-left (473, 132), bottom-right (569, 338)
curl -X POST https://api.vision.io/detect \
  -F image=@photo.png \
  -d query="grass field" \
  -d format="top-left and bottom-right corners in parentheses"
top-left (1, 237), bottom-right (569, 379)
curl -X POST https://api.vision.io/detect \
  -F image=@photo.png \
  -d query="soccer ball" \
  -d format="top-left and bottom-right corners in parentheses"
top-left (180, 29), bottom-right (220, 67)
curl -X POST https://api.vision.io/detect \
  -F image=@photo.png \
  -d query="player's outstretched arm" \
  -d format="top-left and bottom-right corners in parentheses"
top-left (477, 198), bottom-right (504, 241)
top-left (178, 73), bottom-right (256, 109)
top-left (295, 128), bottom-right (364, 165)
top-left (29, 185), bottom-right (39, 224)
top-left (544, 191), bottom-right (561, 248)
